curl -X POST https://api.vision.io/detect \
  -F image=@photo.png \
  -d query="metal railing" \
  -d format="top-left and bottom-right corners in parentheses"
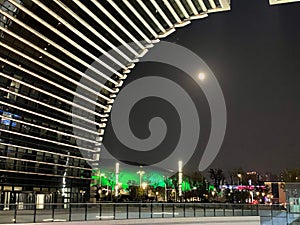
top-left (0, 203), bottom-right (298, 224)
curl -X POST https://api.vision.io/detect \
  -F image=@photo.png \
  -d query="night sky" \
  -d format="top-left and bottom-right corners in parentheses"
top-left (104, 0), bottom-right (300, 175)
top-left (165, 0), bottom-right (300, 173)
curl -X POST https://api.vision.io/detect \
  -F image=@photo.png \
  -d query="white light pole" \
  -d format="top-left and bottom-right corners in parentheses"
top-left (163, 175), bottom-right (167, 202)
top-left (178, 160), bottom-right (183, 201)
top-left (137, 167), bottom-right (145, 188)
top-left (115, 163), bottom-right (119, 197)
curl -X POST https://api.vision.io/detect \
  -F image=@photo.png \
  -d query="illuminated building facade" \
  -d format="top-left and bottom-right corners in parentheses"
top-left (0, 0), bottom-right (230, 206)
top-left (285, 183), bottom-right (300, 213)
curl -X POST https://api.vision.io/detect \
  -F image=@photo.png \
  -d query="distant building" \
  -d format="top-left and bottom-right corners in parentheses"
top-left (246, 171), bottom-right (259, 185)
top-left (285, 183), bottom-right (300, 213)
top-left (264, 182), bottom-right (286, 204)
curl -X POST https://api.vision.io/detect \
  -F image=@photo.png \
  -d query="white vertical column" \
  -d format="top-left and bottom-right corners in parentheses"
top-left (178, 160), bottom-right (183, 200)
top-left (115, 163), bottom-right (119, 197)
top-left (4, 192), bottom-right (10, 210)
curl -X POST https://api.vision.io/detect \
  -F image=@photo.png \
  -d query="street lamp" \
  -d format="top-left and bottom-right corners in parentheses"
top-left (141, 182), bottom-right (148, 201)
top-left (163, 176), bottom-right (167, 202)
top-left (141, 182), bottom-right (147, 190)
top-left (137, 168), bottom-right (145, 188)
top-left (115, 163), bottom-right (119, 198)
top-left (237, 173), bottom-right (242, 185)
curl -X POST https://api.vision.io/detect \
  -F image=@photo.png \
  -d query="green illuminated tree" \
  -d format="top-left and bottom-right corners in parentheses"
top-left (182, 180), bottom-right (191, 192)
top-left (106, 172), bottom-right (116, 189)
top-left (127, 179), bottom-right (138, 187)
top-left (145, 172), bottom-right (165, 188)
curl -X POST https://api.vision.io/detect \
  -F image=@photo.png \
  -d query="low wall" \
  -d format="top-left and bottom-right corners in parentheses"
top-left (9, 216), bottom-right (260, 225)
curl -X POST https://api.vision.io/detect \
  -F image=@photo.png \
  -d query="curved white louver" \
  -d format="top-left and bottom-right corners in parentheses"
top-left (0, 0), bottom-right (230, 173)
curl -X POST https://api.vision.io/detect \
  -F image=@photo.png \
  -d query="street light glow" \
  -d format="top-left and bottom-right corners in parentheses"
top-left (198, 72), bottom-right (205, 80)
top-left (137, 169), bottom-right (145, 188)
top-left (141, 182), bottom-right (147, 189)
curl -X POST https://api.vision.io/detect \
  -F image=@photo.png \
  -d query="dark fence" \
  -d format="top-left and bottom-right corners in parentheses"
top-left (0, 203), bottom-right (298, 224)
